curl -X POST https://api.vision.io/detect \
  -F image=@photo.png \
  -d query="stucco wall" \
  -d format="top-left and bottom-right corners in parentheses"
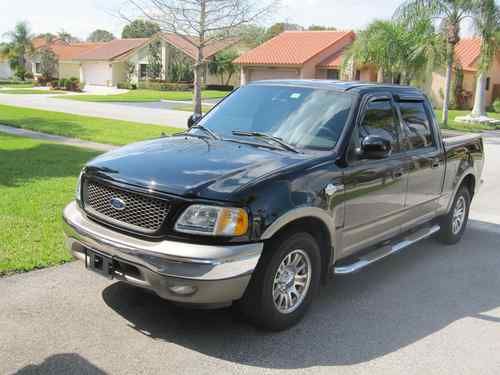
top-left (112, 62), bottom-right (127, 86)
top-left (0, 61), bottom-right (13, 79)
top-left (59, 62), bottom-right (80, 79)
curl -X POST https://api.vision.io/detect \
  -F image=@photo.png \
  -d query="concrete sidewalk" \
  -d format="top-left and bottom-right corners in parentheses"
top-left (0, 93), bottom-right (188, 128)
top-left (0, 124), bottom-right (116, 152)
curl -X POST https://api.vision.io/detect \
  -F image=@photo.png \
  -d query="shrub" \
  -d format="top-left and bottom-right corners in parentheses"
top-left (58, 78), bottom-right (68, 89)
top-left (117, 82), bottom-right (137, 90)
top-left (493, 99), bottom-right (500, 113)
top-left (24, 72), bottom-right (34, 80)
top-left (206, 84), bottom-right (234, 91)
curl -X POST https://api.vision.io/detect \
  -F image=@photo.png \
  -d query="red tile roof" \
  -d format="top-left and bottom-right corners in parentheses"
top-left (160, 33), bottom-right (238, 59)
top-left (234, 31), bottom-right (355, 66)
top-left (49, 43), bottom-right (106, 61)
top-left (77, 38), bottom-right (150, 61)
top-left (318, 48), bottom-right (347, 68)
top-left (455, 38), bottom-right (481, 71)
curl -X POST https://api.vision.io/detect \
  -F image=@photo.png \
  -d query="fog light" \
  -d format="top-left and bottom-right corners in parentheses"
top-left (168, 285), bottom-right (197, 296)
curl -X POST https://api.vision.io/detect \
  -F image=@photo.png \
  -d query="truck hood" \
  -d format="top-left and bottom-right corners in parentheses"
top-left (85, 136), bottom-right (316, 201)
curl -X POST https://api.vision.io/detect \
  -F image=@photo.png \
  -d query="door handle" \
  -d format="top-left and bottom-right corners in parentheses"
top-left (431, 160), bottom-right (440, 169)
top-left (394, 171), bottom-right (404, 179)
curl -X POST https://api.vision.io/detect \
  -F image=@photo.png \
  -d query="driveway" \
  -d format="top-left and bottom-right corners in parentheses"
top-left (0, 93), bottom-right (189, 129)
top-left (1, 136), bottom-right (500, 375)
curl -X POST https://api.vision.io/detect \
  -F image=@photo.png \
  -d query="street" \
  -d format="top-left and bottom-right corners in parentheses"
top-left (1, 136), bottom-right (499, 375)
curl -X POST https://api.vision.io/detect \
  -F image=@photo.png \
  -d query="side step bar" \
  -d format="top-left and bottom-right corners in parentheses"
top-left (333, 224), bottom-right (440, 275)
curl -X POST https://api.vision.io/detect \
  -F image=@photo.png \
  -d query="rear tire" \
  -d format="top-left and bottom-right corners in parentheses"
top-left (237, 230), bottom-right (321, 331)
top-left (437, 186), bottom-right (471, 245)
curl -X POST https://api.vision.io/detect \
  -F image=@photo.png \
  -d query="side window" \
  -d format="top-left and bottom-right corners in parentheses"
top-left (349, 99), bottom-right (399, 160)
top-left (398, 101), bottom-right (434, 149)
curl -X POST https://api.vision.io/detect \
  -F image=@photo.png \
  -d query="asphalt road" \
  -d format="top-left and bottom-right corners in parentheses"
top-left (1, 135), bottom-right (500, 375)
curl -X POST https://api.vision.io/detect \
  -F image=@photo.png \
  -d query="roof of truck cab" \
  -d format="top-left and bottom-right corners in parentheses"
top-left (249, 80), bottom-right (425, 97)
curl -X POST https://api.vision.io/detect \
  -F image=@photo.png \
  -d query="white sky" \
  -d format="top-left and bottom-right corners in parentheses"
top-left (0, 0), bottom-right (474, 42)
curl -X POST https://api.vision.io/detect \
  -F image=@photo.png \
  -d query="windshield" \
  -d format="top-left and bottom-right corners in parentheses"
top-left (197, 85), bottom-right (353, 151)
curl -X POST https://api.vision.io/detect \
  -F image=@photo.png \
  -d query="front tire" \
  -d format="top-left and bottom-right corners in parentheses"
top-left (437, 186), bottom-right (471, 244)
top-left (238, 231), bottom-right (321, 331)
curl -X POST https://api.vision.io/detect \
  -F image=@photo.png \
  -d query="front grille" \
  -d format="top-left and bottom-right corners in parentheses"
top-left (83, 180), bottom-right (170, 233)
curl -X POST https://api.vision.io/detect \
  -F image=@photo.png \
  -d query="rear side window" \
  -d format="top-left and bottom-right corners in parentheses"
top-left (398, 101), bottom-right (434, 149)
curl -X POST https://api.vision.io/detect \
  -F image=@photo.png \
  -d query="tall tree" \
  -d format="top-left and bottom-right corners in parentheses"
top-left (394, 0), bottom-right (475, 126)
top-left (470, 0), bottom-right (499, 118)
top-left (87, 29), bottom-right (116, 42)
top-left (208, 49), bottom-right (239, 85)
top-left (123, 0), bottom-right (276, 116)
top-left (57, 30), bottom-right (80, 43)
top-left (264, 22), bottom-right (303, 41)
top-left (1, 21), bottom-right (34, 80)
top-left (122, 19), bottom-right (161, 38)
top-left (308, 25), bottom-right (336, 31)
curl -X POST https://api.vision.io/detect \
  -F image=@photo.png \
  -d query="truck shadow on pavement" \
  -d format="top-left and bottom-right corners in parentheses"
top-left (102, 219), bottom-right (500, 369)
top-left (13, 353), bottom-right (107, 375)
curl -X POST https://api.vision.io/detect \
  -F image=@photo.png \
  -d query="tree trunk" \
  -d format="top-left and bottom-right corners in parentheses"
top-left (442, 43), bottom-right (454, 126)
top-left (471, 71), bottom-right (488, 118)
top-left (225, 72), bottom-right (233, 86)
top-left (377, 67), bottom-right (384, 83)
top-left (193, 52), bottom-right (203, 116)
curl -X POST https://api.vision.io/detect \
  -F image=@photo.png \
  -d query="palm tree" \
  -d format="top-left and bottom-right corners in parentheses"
top-left (394, 0), bottom-right (476, 126)
top-left (470, 0), bottom-right (499, 118)
top-left (343, 19), bottom-right (444, 85)
top-left (1, 21), bottom-right (34, 80)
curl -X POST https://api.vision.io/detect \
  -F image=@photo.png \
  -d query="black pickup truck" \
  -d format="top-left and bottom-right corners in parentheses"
top-left (63, 80), bottom-right (484, 330)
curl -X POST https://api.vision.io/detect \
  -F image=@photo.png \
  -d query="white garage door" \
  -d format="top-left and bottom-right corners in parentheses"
top-left (82, 62), bottom-right (111, 86)
top-left (248, 68), bottom-right (300, 82)
top-left (0, 62), bottom-right (13, 79)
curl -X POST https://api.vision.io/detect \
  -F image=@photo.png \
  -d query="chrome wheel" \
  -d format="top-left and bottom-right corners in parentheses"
top-left (272, 249), bottom-right (312, 314)
top-left (452, 196), bottom-right (466, 235)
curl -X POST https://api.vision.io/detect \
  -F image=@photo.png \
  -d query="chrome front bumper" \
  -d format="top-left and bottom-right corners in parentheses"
top-left (63, 201), bottom-right (263, 306)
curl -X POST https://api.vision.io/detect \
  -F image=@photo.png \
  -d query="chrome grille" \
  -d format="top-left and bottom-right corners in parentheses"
top-left (83, 180), bottom-right (170, 233)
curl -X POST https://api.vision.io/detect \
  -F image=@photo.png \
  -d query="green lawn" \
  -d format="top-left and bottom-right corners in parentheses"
top-left (435, 109), bottom-right (500, 133)
top-left (0, 83), bottom-right (36, 89)
top-left (57, 89), bottom-right (229, 103)
top-left (0, 134), bottom-right (100, 275)
top-left (0, 104), bottom-right (179, 145)
top-left (0, 89), bottom-right (66, 95)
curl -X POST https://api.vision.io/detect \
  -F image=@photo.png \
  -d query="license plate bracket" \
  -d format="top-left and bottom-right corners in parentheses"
top-left (85, 248), bottom-right (114, 279)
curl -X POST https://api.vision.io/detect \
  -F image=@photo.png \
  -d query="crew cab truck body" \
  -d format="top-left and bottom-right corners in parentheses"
top-left (63, 81), bottom-right (484, 330)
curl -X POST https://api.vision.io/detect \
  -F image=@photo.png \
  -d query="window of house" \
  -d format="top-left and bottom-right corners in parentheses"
top-left (398, 101), bottom-right (434, 149)
top-left (486, 77), bottom-right (491, 91)
top-left (35, 63), bottom-right (41, 74)
top-left (139, 64), bottom-right (148, 80)
top-left (327, 69), bottom-right (339, 80)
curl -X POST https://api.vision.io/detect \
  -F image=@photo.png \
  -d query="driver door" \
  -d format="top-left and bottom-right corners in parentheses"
top-left (340, 95), bottom-right (408, 257)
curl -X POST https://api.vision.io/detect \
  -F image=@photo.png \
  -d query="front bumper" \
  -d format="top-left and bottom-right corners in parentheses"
top-left (63, 201), bottom-right (263, 306)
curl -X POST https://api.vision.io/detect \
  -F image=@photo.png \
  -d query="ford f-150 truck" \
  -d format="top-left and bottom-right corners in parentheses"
top-left (63, 80), bottom-right (484, 330)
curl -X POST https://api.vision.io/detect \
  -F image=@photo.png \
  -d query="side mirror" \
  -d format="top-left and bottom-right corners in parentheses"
top-left (361, 135), bottom-right (392, 159)
top-left (187, 113), bottom-right (202, 128)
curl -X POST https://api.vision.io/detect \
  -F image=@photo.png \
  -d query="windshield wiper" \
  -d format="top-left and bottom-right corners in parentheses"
top-left (231, 130), bottom-right (300, 153)
top-left (191, 124), bottom-right (220, 140)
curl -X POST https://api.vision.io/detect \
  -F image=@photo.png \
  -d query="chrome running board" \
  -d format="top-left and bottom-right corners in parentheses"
top-left (333, 224), bottom-right (440, 275)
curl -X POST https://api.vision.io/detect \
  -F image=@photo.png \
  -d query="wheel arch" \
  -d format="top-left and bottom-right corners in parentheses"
top-left (260, 208), bottom-right (336, 283)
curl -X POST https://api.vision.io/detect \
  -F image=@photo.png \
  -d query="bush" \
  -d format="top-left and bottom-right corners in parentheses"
top-left (24, 72), bottom-right (34, 80)
top-left (117, 82), bottom-right (137, 90)
top-left (137, 80), bottom-right (193, 91)
top-left (493, 99), bottom-right (500, 113)
top-left (58, 78), bottom-right (68, 89)
top-left (206, 84), bottom-right (234, 91)
top-left (37, 76), bottom-right (57, 87)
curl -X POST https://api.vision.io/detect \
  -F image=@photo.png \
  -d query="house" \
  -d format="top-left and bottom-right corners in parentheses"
top-left (430, 38), bottom-right (500, 108)
top-left (31, 34), bottom-right (237, 87)
top-left (233, 30), bottom-right (377, 85)
top-left (0, 51), bottom-right (13, 79)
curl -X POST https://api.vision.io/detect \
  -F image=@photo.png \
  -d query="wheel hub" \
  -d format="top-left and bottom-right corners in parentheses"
top-left (272, 249), bottom-right (312, 314)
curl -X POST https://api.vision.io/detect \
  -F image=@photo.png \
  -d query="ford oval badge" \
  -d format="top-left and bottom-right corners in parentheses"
top-left (110, 197), bottom-right (126, 211)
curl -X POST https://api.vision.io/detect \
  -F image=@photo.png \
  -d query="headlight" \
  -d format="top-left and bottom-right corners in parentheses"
top-left (175, 204), bottom-right (249, 236)
top-left (75, 171), bottom-right (83, 201)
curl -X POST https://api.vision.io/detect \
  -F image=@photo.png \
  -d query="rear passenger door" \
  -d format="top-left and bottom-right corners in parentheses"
top-left (396, 100), bottom-right (446, 229)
